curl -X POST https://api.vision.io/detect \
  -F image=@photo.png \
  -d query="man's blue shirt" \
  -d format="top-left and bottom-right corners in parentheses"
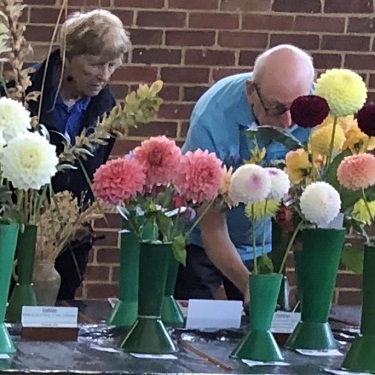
top-left (182, 72), bottom-right (309, 261)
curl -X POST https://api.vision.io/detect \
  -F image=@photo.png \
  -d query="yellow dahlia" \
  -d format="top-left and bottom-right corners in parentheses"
top-left (245, 199), bottom-right (280, 221)
top-left (310, 122), bottom-right (345, 156)
top-left (314, 69), bottom-right (367, 117)
top-left (343, 122), bottom-right (375, 152)
top-left (352, 199), bottom-right (375, 225)
top-left (285, 149), bottom-right (311, 184)
top-left (1, 132), bottom-right (58, 190)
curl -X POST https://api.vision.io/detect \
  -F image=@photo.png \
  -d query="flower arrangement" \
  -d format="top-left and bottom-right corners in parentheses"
top-left (92, 135), bottom-right (224, 264)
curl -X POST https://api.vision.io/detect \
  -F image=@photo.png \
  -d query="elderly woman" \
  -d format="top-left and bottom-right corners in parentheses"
top-left (27, 9), bottom-right (131, 300)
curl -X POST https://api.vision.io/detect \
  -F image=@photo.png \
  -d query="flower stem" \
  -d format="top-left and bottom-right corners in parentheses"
top-left (277, 220), bottom-right (304, 274)
top-left (327, 116), bottom-right (338, 166)
top-left (362, 188), bottom-right (374, 223)
top-left (251, 204), bottom-right (258, 274)
top-left (261, 199), bottom-right (269, 255)
top-left (185, 199), bottom-right (214, 238)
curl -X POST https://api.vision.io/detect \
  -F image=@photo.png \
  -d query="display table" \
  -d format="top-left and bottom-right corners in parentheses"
top-left (0, 301), bottom-right (362, 375)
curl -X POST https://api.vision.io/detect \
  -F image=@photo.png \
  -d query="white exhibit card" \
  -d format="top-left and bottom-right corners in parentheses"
top-left (296, 349), bottom-right (343, 357)
top-left (21, 306), bottom-right (78, 328)
top-left (186, 299), bottom-right (242, 329)
top-left (130, 353), bottom-right (177, 359)
top-left (271, 311), bottom-right (301, 333)
top-left (324, 368), bottom-right (372, 375)
top-left (242, 359), bottom-right (289, 367)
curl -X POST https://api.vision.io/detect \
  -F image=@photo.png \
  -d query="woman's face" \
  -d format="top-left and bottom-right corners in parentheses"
top-left (66, 54), bottom-right (122, 97)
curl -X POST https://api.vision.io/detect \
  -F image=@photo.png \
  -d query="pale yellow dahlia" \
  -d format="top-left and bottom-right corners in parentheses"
top-left (310, 122), bottom-right (345, 156)
top-left (343, 121), bottom-right (375, 152)
top-left (352, 199), bottom-right (375, 225)
top-left (284, 149), bottom-right (311, 184)
top-left (314, 69), bottom-right (367, 117)
top-left (0, 97), bottom-right (31, 142)
top-left (2, 132), bottom-right (58, 190)
top-left (245, 199), bottom-right (280, 221)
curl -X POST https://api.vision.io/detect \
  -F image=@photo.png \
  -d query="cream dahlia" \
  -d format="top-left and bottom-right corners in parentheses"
top-left (300, 182), bottom-right (341, 227)
top-left (2, 132), bottom-right (58, 190)
top-left (265, 167), bottom-right (290, 200)
top-left (0, 97), bottom-right (31, 142)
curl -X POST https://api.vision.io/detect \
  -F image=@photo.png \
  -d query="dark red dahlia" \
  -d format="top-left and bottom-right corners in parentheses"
top-left (357, 103), bottom-right (375, 137)
top-left (290, 95), bottom-right (330, 128)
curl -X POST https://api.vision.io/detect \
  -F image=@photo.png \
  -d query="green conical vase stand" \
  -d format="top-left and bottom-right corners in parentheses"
top-left (341, 245), bottom-right (375, 373)
top-left (0, 224), bottom-right (19, 354)
top-left (107, 231), bottom-right (139, 327)
top-left (231, 273), bottom-right (283, 362)
top-left (285, 228), bottom-right (345, 350)
top-left (120, 242), bottom-right (177, 354)
top-left (161, 255), bottom-right (184, 327)
top-left (6, 225), bottom-right (38, 323)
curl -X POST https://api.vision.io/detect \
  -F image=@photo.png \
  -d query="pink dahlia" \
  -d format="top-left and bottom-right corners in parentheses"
top-left (133, 135), bottom-right (181, 188)
top-left (337, 153), bottom-right (375, 191)
top-left (93, 157), bottom-right (146, 204)
top-left (174, 149), bottom-right (222, 203)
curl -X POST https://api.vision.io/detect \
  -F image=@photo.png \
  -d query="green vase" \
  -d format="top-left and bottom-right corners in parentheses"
top-left (120, 242), bottom-right (177, 354)
top-left (0, 224), bottom-right (19, 354)
top-left (293, 251), bottom-right (302, 312)
top-left (6, 225), bottom-right (38, 323)
top-left (161, 254), bottom-right (184, 327)
top-left (285, 228), bottom-right (345, 350)
top-left (107, 231), bottom-right (139, 327)
top-left (231, 273), bottom-right (283, 362)
top-left (342, 245), bottom-right (375, 373)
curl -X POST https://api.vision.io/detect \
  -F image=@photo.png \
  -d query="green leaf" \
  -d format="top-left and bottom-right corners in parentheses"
top-left (245, 125), bottom-right (303, 150)
top-left (156, 211), bottom-right (173, 241)
top-left (341, 244), bottom-right (364, 274)
top-left (258, 253), bottom-right (274, 274)
top-left (172, 235), bottom-right (187, 266)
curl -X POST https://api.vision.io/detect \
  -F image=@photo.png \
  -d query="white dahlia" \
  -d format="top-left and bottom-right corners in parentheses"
top-left (300, 182), bottom-right (341, 228)
top-left (265, 167), bottom-right (290, 200)
top-left (228, 164), bottom-right (271, 205)
top-left (2, 132), bottom-right (58, 190)
top-left (0, 97), bottom-right (31, 142)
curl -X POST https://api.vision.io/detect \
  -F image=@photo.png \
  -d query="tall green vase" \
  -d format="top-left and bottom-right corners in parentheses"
top-left (231, 273), bottom-right (283, 362)
top-left (285, 228), bottom-right (345, 350)
top-left (6, 225), bottom-right (38, 323)
top-left (107, 230), bottom-right (139, 327)
top-left (161, 255), bottom-right (184, 327)
top-left (0, 224), bottom-right (19, 354)
top-left (341, 245), bottom-right (375, 373)
top-left (120, 242), bottom-right (177, 354)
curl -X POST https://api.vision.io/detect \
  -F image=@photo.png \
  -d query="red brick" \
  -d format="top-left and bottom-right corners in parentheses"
top-left (322, 35), bottom-right (371, 52)
top-left (132, 48), bottom-right (181, 65)
top-left (221, 0), bottom-right (271, 12)
top-left (109, 84), bottom-right (129, 101)
top-left (238, 50), bottom-right (260, 67)
top-left (218, 31), bottom-right (268, 49)
top-left (165, 30), bottom-right (215, 46)
top-left (24, 25), bottom-right (55, 42)
top-left (337, 290), bottom-right (362, 305)
top-left (169, 0), bottom-right (218, 10)
top-left (95, 213), bottom-right (122, 229)
top-left (158, 104), bottom-right (194, 120)
top-left (312, 53), bottom-right (343, 70)
top-left (128, 28), bottom-right (163, 45)
top-left (161, 67), bottom-right (209, 83)
top-left (68, 0), bottom-right (111, 5)
top-left (242, 15), bottom-right (293, 31)
top-left (179, 122), bottom-right (190, 138)
top-left (29, 7), bottom-right (62, 24)
top-left (128, 121), bottom-right (178, 137)
top-left (137, 11), bottom-right (186, 28)
top-left (160, 85), bottom-right (180, 101)
top-left (183, 86), bottom-right (209, 102)
top-left (336, 273), bottom-right (362, 289)
top-left (189, 13), bottom-right (239, 30)
top-left (273, 0), bottom-right (321, 13)
top-left (111, 266), bottom-right (120, 282)
top-left (112, 66), bottom-right (158, 82)
top-left (325, 0), bottom-right (374, 14)
top-left (348, 17), bottom-right (375, 33)
top-left (112, 10), bottom-right (134, 27)
top-left (345, 54), bottom-right (375, 70)
top-left (293, 16), bottom-right (346, 33)
top-left (113, 0), bottom-right (164, 8)
top-left (369, 74), bottom-right (375, 90)
top-left (24, 0), bottom-right (57, 4)
top-left (111, 140), bottom-right (141, 157)
top-left (86, 283), bottom-right (118, 299)
top-left (94, 231), bottom-right (119, 247)
top-left (185, 49), bottom-right (235, 66)
top-left (270, 34), bottom-right (320, 50)
top-left (96, 248), bottom-right (120, 263)
top-left (367, 92), bottom-right (375, 103)
top-left (212, 68), bottom-right (250, 82)
top-left (86, 265), bottom-right (110, 281)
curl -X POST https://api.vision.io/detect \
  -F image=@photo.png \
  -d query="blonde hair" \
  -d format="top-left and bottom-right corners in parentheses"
top-left (60, 9), bottom-right (131, 61)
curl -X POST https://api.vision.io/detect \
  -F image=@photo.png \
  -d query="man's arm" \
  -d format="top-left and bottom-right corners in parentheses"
top-left (200, 206), bottom-right (250, 301)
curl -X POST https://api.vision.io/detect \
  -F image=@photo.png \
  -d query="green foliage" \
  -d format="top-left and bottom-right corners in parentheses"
top-left (341, 244), bottom-right (364, 274)
top-left (172, 235), bottom-right (186, 266)
top-left (258, 252), bottom-right (274, 274)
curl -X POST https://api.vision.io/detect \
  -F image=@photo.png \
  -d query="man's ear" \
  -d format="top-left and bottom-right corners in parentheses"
top-left (246, 79), bottom-right (255, 96)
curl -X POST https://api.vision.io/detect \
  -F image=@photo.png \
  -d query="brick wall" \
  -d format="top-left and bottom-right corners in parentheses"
top-left (23, 0), bottom-right (374, 304)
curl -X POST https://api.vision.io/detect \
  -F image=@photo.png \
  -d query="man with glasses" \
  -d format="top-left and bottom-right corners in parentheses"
top-left (174, 44), bottom-right (315, 303)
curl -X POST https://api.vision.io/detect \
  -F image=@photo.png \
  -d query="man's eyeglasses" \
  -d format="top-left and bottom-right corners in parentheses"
top-left (253, 83), bottom-right (290, 117)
